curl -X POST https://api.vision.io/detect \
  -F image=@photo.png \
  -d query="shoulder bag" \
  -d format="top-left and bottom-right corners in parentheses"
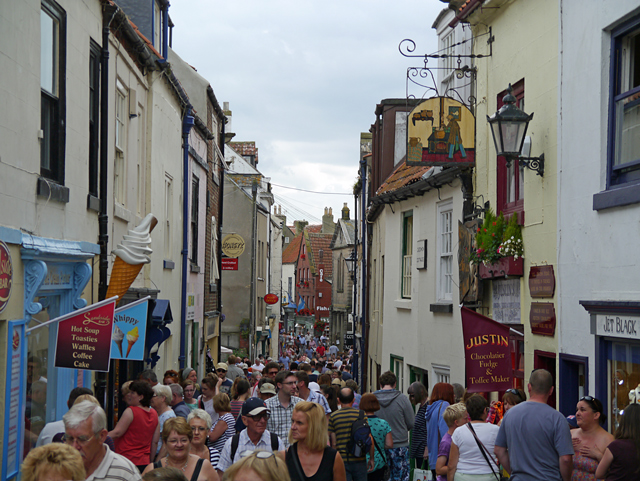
top-left (466, 423), bottom-right (505, 481)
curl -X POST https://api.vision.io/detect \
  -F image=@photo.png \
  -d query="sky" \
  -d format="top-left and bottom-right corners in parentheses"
top-left (169, 1), bottom-right (444, 225)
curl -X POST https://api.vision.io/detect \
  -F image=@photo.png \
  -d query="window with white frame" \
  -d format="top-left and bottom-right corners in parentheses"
top-left (443, 31), bottom-right (455, 76)
top-left (401, 211), bottom-right (413, 299)
top-left (392, 356), bottom-right (405, 393)
top-left (438, 200), bottom-right (453, 301)
top-left (164, 174), bottom-right (173, 259)
top-left (114, 80), bottom-right (127, 204)
top-left (432, 364), bottom-right (451, 385)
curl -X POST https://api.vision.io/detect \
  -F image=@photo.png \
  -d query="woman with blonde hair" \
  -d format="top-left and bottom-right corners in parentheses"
top-left (22, 443), bottom-right (86, 481)
top-left (286, 401), bottom-right (346, 481)
top-left (223, 450), bottom-right (291, 481)
top-left (209, 393), bottom-right (235, 452)
top-left (142, 417), bottom-right (218, 481)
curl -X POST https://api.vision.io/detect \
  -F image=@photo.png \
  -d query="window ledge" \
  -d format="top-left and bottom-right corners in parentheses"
top-left (209, 283), bottom-right (217, 293)
top-left (163, 259), bottom-right (175, 270)
top-left (113, 203), bottom-right (131, 222)
top-left (593, 183), bottom-right (640, 210)
top-left (190, 263), bottom-right (201, 273)
top-left (87, 194), bottom-right (101, 212)
top-left (37, 177), bottom-right (69, 203)
top-left (430, 303), bottom-right (453, 313)
top-left (394, 299), bottom-right (412, 310)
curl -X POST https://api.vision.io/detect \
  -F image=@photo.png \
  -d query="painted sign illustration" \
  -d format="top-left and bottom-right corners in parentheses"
top-left (0, 241), bottom-right (12, 314)
top-left (111, 298), bottom-right (149, 361)
top-left (407, 97), bottom-right (475, 167)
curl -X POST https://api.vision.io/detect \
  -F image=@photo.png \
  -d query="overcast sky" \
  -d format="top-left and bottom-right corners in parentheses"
top-left (169, 1), bottom-right (444, 225)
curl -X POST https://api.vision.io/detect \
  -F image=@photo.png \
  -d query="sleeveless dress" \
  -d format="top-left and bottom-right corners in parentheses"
top-left (154, 458), bottom-right (204, 481)
top-left (571, 453), bottom-right (598, 481)
top-left (286, 444), bottom-right (338, 481)
top-left (114, 406), bottom-right (158, 466)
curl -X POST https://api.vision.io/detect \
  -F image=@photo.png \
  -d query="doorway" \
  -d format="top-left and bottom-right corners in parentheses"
top-left (534, 350), bottom-right (557, 409)
top-left (559, 354), bottom-right (588, 417)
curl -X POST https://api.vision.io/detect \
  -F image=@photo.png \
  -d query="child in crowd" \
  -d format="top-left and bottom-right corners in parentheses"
top-left (435, 402), bottom-right (468, 481)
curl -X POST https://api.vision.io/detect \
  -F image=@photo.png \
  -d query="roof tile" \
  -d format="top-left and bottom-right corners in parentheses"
top-left (375, 160), bottom-right (431, 197)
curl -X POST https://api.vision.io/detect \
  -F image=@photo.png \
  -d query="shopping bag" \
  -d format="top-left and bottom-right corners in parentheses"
top-left (412, 461), bottom-right (433, 481)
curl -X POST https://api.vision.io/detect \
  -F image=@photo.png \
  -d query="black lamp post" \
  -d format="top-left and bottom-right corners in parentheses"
top-left (487, 84), bottom-right (544, 176)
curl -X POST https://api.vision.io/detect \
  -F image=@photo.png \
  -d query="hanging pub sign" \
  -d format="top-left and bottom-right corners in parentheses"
top-left (221, 233), bottom-right (245, 258)
top-left (460, 307), bottom-right (512, 393)
top-left (0, 240), bottom-right (12, 314)
top-left (54, 297), bottom-right (117, 372)
top-left (407, 97), bottom-right (475, 167)
top-left (111, 297), bottom-right (149, 361)
top-left (264, 293), bottom-right (279, 305)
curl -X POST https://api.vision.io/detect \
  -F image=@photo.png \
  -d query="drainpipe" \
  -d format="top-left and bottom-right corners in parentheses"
top-left (180, 108), bottom-right (195, 370)
top-left (352, 189), bottom-right (358, 388)
top-left (359, 156), bottom-right (367, 388)
top-left (217, 121), bottom-right (225, 363)
top-left (99, 6), bottom-right (117, 302)
top-left (162, 1), bottom-right (169, 60)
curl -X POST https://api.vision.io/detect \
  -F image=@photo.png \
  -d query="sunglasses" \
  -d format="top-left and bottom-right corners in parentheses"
top-left (217, 369), bottom-right (227, 373)
top-left (246, 412), bottom-right (270, 421)
top-left (505, 388), bottom-right (523, 399)
top-left (241, 450), bottom-right (275, 459)
top-left (580, 395), bottom-right (603, 412)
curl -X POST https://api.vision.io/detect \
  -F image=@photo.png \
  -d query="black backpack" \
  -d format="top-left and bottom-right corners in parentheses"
top-left (347, 410), bottom-right (372, 458)
top-left (230, 431), bottom-right (279, 460)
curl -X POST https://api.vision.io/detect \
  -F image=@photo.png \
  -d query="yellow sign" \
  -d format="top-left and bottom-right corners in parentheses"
top-left (407, 97), bottom-right (475, 167)
top-left (221, 233), bottom-right (245, 258)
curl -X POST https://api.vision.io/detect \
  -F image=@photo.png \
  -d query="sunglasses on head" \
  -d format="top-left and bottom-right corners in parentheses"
top-left (241, 450), bottom-right (275, 459)
top-left (580, 395), bottom-right (603, 411)
top-left (505, 388), bottom-right (523, 400)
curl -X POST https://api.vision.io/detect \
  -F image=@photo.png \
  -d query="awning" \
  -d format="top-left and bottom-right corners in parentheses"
top-left (146, 299), bottom-right (173, 368)
top-left (221, 346), bottom-right (233, 354)
top-left (152, 299), bottom-right (173, 325)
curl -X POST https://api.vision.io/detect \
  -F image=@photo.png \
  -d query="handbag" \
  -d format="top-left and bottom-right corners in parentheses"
top-left (372, 436), bottom-right (390, 481)
top-left (466, 423), bottom-right (506, 481)
top-left (412, 459), bottom-right (433, 481)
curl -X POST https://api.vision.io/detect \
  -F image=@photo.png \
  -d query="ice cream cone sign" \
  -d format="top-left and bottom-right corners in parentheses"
top-left (106, 214), bottom-right (157, 304)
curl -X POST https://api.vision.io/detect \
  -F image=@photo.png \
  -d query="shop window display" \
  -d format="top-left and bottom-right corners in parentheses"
top-left (609, 342), bottom-right (640, 432)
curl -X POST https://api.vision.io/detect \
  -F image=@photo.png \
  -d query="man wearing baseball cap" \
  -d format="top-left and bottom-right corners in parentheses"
top-left (216, 362), bottom-right (233, 395)
top-left (215, 397), bottom-right (283, 476)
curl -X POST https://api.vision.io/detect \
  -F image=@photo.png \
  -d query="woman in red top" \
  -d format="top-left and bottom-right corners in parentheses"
top-left (108, 380), bottom-right (160, 472)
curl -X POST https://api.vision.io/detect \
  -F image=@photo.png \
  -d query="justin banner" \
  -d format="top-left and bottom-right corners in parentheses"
top-left (54, 298), bottom-right (117, 372)
top-left (460, 307), bottom-right (512, 393)
top-left (111, 297), bottom-right (149, 361)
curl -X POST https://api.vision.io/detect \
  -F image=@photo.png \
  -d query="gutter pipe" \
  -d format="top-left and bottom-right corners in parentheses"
top-left (180, 108), bottom-right (194, 370)
top-left (217, 121), bottom-right (225, 363)
top-left (359, 155), bottom-right (367, 387)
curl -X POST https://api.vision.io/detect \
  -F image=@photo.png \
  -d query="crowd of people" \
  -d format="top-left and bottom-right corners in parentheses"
top-left (22, 337), bottom-right (640, 481)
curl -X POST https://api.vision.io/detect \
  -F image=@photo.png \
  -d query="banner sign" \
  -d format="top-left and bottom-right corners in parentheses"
top-left (221, 258), bottom-right (238, 270)
top-left (461, 307), bottom-right (512, 393)
top-left (112, 297), bottom-right (149, 360)
top-left (0, 241), bottom-right (12, 314)
top-left (54, 298), bottom-right (116, 372)
top-left (3, 320), bottom-right (26, 481)
top-left (407, 97), bottom-right (475, 167)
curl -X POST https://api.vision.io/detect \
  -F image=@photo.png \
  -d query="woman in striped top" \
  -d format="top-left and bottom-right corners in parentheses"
top-left (208, 393), bottom-right (236, 452)
top-left (408, 382), bottom-right (429, 470)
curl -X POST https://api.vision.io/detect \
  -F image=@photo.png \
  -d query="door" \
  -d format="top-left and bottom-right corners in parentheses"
top-left (534, 350), bottom-right (557, 409)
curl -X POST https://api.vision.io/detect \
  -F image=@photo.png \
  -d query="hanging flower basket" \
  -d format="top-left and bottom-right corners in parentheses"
top-left (478, 256), bottom-right (524, 279)
top-left (301, 254), bottom-right (306, 260)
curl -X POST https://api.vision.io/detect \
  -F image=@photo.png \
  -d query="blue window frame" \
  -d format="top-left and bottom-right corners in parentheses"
top-left (595, 15), bottom-right (640, 209)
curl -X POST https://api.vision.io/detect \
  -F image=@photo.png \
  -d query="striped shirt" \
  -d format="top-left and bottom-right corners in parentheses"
top-left (328, 407), bottom-right (367, 462)
top-left (87, 445), bottom-right (142, 481)
top-left (410, 402), bottom-right (428, 459)
top-left (301, 390), bottom-right (332, 415)
top-left (210, 412), bottom-right (236, 452)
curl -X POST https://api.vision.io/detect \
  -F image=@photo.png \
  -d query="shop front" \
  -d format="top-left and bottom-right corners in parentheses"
top-left (0, 229), bottom-right (99, 479)
top-left (581, 300), bottom-right (640, 433)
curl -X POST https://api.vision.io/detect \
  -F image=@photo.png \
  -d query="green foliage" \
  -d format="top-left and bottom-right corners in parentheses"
top-left (239, 318), bottom-right (250, 339)
top-left (471, 210), bottom-right (523, 265)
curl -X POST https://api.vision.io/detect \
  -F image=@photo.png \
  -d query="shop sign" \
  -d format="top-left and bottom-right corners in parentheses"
top-left (594, 314), bottom-right (640, 340)
top-left (221, 258), bottom-right (238, 270)
top-left (529, 266), bottom-right (555, 298)
top-left (530, 302), bottom-right (556, 336)
top-left (186, 293), bottom-right (195, 321)
top-left (4, 320), bottom-right (25, 480)
top-left (54, 298), bottom-right (116, 372)
top-left (41, 264), bottom-right (73, 290)
top-left (264, 293), bottom-right (279, 305)
top-left (221, 233), bottom-right (245, 258)
top-left (344, 333), bottom-right (354, 346)
top-left (416, 239), bottom-right (427, 270)
top-left (461, 307), bottom-right (512, 393)
top-left (111, 298), bottom-right (149, 361)
top-left (319, 264), bottom-right (325, 283)
top-left (0, 241), bottom-right (12, 314)
top-left (406, 97), bottom-right (475, 167)
top-left (492, 279), bottom-right (520, 324)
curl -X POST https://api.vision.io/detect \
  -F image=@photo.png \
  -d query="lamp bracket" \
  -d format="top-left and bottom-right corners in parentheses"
top-left (507, 153), bottom-right (545, 177)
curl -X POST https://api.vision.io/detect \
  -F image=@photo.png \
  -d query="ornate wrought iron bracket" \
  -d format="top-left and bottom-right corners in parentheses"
top-left (507, 154), bottom-right (545, 177)
top-left (398, 27), bottom-right (492, 65)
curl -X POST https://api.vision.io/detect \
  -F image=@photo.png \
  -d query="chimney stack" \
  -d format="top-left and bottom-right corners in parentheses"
top-left (341, 203), bottom-right (350, 220)
top-left (322, 207), bottom-right (335, 235)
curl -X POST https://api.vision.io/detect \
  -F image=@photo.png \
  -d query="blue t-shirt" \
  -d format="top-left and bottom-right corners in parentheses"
top-left (495, 401), bottom-right (573, 481)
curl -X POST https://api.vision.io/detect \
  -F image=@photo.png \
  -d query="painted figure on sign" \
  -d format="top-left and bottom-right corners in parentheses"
top-left (447, 113), bottom-right (466, 159)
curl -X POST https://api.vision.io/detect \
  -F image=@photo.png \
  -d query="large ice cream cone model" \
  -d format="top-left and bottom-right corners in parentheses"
top-left (126, 326), bottom-right (139, 357)
top-left (106, 214), bottom-right (157, 304)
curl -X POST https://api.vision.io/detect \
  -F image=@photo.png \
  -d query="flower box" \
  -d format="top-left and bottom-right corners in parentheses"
top-left (479, 256), bottom-right (524, 279)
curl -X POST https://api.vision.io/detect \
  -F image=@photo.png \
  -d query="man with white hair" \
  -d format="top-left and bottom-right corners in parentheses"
top-left (169, 383), bottom-right (190, 419)
top-left (63, 400), bottom-right (142, 481)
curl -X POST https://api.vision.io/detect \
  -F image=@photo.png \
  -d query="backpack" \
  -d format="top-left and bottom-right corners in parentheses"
top-left (230, 431), bottom-right (279, 461)
top-left (347, 410), bottom-right (372, 458)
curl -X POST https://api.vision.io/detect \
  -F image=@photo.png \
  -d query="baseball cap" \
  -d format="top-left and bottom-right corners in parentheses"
top-left (566, 415), bottom-right (578, 428)
top-left (332, 378), bottom-right (345, 388)
top-left (260, 383), bottom-right (277, 395)
top-left (216, 362), bottom-right (228, 371)
top-left (308, 382), bottom-right (321, 394)
top-left (242, 397), bottom-right (270, 416)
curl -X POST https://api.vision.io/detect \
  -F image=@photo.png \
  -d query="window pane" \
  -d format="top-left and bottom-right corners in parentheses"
top-left (614, 95), bottom-right (640, 166)
top-left (40, 10), bottom-right (56, 95)
top-left (41, 96), bottom-right (53, 171)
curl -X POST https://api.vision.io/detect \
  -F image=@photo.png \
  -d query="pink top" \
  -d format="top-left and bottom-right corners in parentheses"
top-left (114, 406), bottom-right (158, 466)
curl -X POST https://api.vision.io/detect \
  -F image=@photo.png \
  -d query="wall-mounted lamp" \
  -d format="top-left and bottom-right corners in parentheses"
top-left (487, 84), bottom-right (545, 176)
top-left (344, 250), bottom-right (357, 281)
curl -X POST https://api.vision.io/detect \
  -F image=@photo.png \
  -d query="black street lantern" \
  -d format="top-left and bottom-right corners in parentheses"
top-left (487, 84), bottom-right (544, 176)
top-left (344, 250), bottom-right (357, 281)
